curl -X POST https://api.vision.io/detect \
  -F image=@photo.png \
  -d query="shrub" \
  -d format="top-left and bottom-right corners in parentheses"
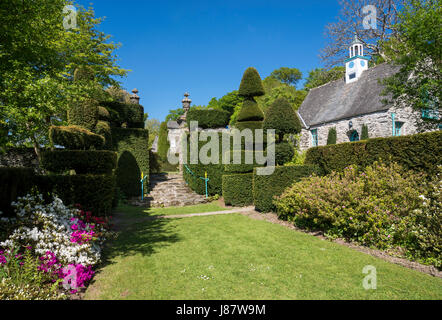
top-left (361, 124), bottom-right (369, 140)
top-left (0, 168), bottom-right (34, 217)
top-left (157, 122), bottom-right (170, 161)
top-left (112, 128), bottom-right (150, 197)
top-left (253, 165), bottom-right (320, 213)
top-left (149, 150), bottom-right (162, 174)
top-left (99, 101), bottom-right (143, 128)
top-left (186, 109), bottom-right (231, 129)
top-left (238, 67), bottom-right (265, 98)
top-left (263, 97), bottom-right (301, 141)
top-left (234, 121), bottom-right (264, 131)
top-left (67, 99), bottom-right (99, 131)
top-left (327, 127), bottom-right (337, 145)
top-left (36, 174), bottom-right (116, 217)
top-left (41, 150), bottom-right (117, 174)
top-left (98, 106), bottom-right (111, 121)
top-left (95, 120), bottom-right (112, 150)
top-left (49, 126), bottom-right (104, 151)
top-left (274, 142), bottom-right (295, 166)
top-left (222, 173), bottom-right (254, 207)
top-left (183, 133), bottom-right (225, 196)
top-left (224, 150), bottom-right (264, 173)
top-left (305, 131), bottom-right (442, 176)
top-left (274, 161), bottom-right (441, 266)
top-left (236, 100), bottom-right (265, 122)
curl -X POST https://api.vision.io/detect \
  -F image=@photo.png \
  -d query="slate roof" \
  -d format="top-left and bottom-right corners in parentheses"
top-left (298, 63), bottom-right (399, 128)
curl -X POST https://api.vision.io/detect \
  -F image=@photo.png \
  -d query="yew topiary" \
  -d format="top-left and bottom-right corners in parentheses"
top-left (236, 99), bottom-right (264, 122)
top-left (263, 97), bottom-right (301, 142)
top-left (239, 67), bottom-right (265, 98)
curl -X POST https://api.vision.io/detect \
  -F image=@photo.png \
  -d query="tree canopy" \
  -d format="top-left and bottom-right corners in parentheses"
top-left (304, 67), bottom-right (345, 90)
top-left (270, 67), bottom-right (303, 88)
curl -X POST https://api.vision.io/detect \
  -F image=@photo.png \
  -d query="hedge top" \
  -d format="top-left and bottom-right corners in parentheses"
top-left (239, 67), bottom-right (265, 98)
top-left (263, 97), bottom-right (301, 137)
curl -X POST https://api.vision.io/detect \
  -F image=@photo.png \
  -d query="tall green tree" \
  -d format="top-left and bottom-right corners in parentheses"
top-left (270, 67), bottom-right (303, 88)
top-left (0, 0), bottom-right (127, 157)
top-left (304, 67), bottom-right (345, 91)
top-left (382, 0), bottom-right (441, 130)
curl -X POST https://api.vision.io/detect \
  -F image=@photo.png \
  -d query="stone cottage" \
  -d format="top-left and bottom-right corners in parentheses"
top-left (297, 36), bottom-right (425, 151)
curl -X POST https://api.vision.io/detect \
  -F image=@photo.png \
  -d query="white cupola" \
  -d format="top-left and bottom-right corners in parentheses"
top-left (345, 35), bottom-right (370, 84)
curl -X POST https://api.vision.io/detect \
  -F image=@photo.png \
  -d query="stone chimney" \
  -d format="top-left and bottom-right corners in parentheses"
top-left (130, 88), bottom-right (140, 104)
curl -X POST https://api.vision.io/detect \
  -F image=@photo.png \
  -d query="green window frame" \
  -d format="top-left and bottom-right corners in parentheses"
top-left (311, 129), bottom-right (318, 147)
top-left (394, 122), bottom-right (403, 136)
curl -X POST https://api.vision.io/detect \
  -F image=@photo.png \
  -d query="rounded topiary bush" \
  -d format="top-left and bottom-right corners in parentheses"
top-left (95, 120), bottom-right (112, 150)
top-left (263, 97), bottom-right (301, 142)
top-left (239, 67), bottom-right (265, 98)
top-left (327, 127), bottom-right (337, 145)
top-left (98, 106), bottom-right (111, 121)
top-left (274, 142), bottom-right (295, 165)
top-left (115, 150), bottom-right (141, 197)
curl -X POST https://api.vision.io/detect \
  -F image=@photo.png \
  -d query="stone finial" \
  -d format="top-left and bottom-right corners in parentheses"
top-left (182, 92), bottom-right (192, 112)
top-left (130, 88), bottom-right (140, 104)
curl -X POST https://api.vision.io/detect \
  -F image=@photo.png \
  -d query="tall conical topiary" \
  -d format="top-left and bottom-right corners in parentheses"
top-left (327, 127), bottom-right (337, 145)
top-left (236, 67), bottom-right (265, 131)
top-left (361, 124), bottom-right (369, 140)
top-left (263, 97), bottom-right (301, 143)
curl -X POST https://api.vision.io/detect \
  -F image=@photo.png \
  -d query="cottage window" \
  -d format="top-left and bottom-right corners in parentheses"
top-left (394, 122), bottom-right (404, 136)
top-left (311, 129), bottom-right (318, 147)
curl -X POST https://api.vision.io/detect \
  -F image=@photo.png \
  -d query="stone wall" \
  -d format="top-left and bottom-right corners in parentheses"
top-left (0, 148), bottom-right (43, 173)
top-left (299, 106), bottom-right (421, 151)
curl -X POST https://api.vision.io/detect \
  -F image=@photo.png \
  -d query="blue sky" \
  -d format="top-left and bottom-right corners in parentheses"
top-left (76, 0), bottom-right (342, 121)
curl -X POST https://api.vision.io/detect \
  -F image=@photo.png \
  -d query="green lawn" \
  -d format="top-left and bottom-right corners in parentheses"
top-left (86, 208), bottom-right (442, 300)
top-left (116, 202), bottom-right (229, 218)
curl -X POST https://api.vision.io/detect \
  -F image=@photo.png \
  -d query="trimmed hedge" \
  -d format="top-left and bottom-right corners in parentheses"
top-left (222, 173), bottom-right (254, 207)
top-left (41, 150), bottom-right (117, 174)
top-left (98, 106), bottom-right (111, 121)
top-left (67, 99), bottom-right (99, 131)
top-left (263, 97), bottom-right (301, 140)
top-left (183, 132), bottom-right (225, 196)
top-left (0, 168), bottom-right (35, 217)
top-left (361, 124), bottom-right (369, 140)
top-left (157, 121), bottom-right (169, 161)
top-left (99, 101), bottom-right (144, 128)
top-left (253, 165), bottom-right (320, 213)
top-left (112, 128), bottom-right (150, 197)
top-left (224, 150), bottom-right (264, 173)
top-left (186, 109), bottom-right (230, 129)
top-left (235, 121), bottom-right (263, 131)
top-left (274, 142), bottom-right (294, 166)
top-left (49, 125), bottom-right (104, 150)
top-left (237, 100), bottom-right (264, 122)
top-left (327, 127), bottom-right (337, 145)
top-left (36, 174), bottom-right (115, 217)
top-left (95, 121), bottom-right (112, 150)
top-left (305, 131), bottom-right (442, 176)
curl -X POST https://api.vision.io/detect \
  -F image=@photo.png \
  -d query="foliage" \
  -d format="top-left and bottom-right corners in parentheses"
top-left (67, 98), bottom-right (99, 131)
top-left (263, 97), bottom-right (302, 142)
top-left (224, 150), bottom-right (264, 174)
top-left (236, 99), bottom-right (264, 123)
top-left (274, 142), bottom-right (295, 166)
top-left (37, 174), bottom-right (116, 217)
top-left (165, 108), bottom-right (185, 123)
top-left (269, 67), bottom-right (302, 88)
top-left (327, 127), bottom-right (337, 145)
top-left (98, 106), bottom-right (111, 121)
top-left (187, 109), bottom-right (231, 129)
top-left (41, 150), bottom-right (117, 174)
top-left (145, 118), bottom-right (161, 148)
top-left (305, 131), bottom-right (442, 176)
top-left (222, 173), bottom-right (254, 207)
top-left (183, 133), bottom-right (225, 196)
top-left (112, 128), bottom-right (150, 197)
top-left (253, 165), bottom-right (320, 213)
top-left (304, 67), bottom-right (345, 90)
top-left (0, 1), bottom-right (127, 157)
top-left (95, 120), bottom-right (112, 150)
top-left (207, 91), bottom-right (244, 116)
top-left (0, 168), bottom-right (35, 217)
top-left (382, 0), bottom-right (441, 130)
top-left (157, 122), bottom-right (170, 161)
top-left (361, 124), bottom-right (369, 140)
top-left (49, 125), bottom-right (104, 150)
top-left (274, 161), bottom-right (441, 267)
top-left (149, 150), bottom-right (162, 174)
top-left (238, 67), bottom-right (265, 98)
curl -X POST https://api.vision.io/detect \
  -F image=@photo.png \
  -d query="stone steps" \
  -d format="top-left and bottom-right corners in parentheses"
top-left (130, 173), bottom-right (208, 208)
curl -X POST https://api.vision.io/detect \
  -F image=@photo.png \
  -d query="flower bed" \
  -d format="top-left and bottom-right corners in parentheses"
top-left (0, 193), bottom-right (114, 299)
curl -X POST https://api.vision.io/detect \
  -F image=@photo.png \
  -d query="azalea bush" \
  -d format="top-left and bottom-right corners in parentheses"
top-left (274, 161), bottom-right (441, 267)
top-left (0, 193), bottom-right (114, 299)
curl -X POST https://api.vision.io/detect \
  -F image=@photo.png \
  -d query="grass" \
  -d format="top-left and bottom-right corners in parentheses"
top-left (85, 208), bottom-right (442, 300)
top-left (116, 202), bottom-right (229, 218)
